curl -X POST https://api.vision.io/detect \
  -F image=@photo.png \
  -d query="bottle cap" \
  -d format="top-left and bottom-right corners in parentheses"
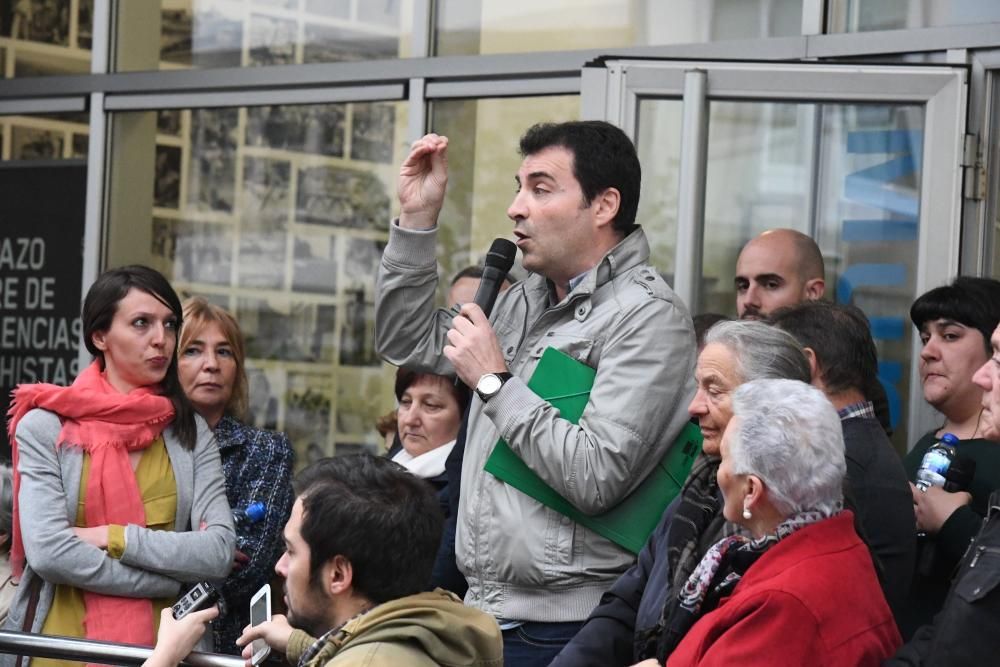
top-left (245, 501), bottom-right (266, 524)
top-left (940, 432), bottom-right (960, 446)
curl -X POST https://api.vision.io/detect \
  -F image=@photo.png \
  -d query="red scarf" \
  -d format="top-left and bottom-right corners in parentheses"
top-left (6, 360), bottom-right (175, 647)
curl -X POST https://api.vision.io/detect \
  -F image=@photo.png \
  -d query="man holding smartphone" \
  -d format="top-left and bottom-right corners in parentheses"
top-left (235, 454), bottom-right (502, 666)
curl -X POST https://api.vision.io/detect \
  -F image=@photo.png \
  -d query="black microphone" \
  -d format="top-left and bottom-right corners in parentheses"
top-left (472, 238), bottom-right (517, 318)
top-left (944, 454), bottom-right (976, 493)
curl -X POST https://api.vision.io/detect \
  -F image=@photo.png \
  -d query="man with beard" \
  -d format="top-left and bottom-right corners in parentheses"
top-left (734, 228), bottom-right (825, 320)
top-left (233, 455), bottom-right (502, 667)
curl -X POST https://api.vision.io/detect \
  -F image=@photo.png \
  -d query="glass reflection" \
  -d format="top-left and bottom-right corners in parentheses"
top-left (0, 0), bottom-right (92, 77)
top-left (112, 99), bottom-right (405, 467)
top-left (0, 113), bottom-right (88, 161)
top-left (434, 0), bottom-right (801, 56)
top-left (828, 0), bottom-right (1000, 32)
top-left (121, 0), bottom-right (412, 72)
top-left (688, 99), bottom-right (922, 451)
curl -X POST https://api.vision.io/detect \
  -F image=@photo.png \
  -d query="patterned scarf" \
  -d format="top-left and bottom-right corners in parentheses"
top-left (6, 360), bottom-right (175, 649)
top-left (655, 507), bottom-right (840, 662)
top-left (297, 606), bottom-right (376, 667)
top-left (635, 452), bottom-right (723, 659)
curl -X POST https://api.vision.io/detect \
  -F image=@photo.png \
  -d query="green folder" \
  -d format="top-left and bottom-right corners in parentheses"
top-left (484, 347), bottom-right (702, 554)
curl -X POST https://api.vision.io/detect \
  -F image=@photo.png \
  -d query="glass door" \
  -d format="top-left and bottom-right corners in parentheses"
top-left (581, 60), bottom-right (968, 451)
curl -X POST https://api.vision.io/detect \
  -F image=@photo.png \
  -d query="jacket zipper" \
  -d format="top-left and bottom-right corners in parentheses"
top-left (969, 545), bottom-right (1000, 568)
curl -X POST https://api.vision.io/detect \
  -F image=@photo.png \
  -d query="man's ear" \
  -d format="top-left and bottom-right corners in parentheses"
top-left (326, 555), bottom-right (354, 597)
top-left (802, 347), bottom-right (821, 386)
top-left (804, 277), bottom-right (825, 301)
top-left (592, 187), bottom-right (621, 231)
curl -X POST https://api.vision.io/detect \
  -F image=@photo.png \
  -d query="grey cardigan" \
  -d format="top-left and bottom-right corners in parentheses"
top-left (1, 408), bottom-right (236, 662)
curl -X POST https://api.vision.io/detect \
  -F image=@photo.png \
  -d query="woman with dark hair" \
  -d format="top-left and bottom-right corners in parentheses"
top-left (902, 276), bottom-right (1000, 636)
top-left (391, 368), bottom-right (467, 502)
top-left (3, 265), bottom-right (235, 667)
top-left (178, 296), bottom-right (293, 655)
top-left (392, 368), bottom-right (468, 595)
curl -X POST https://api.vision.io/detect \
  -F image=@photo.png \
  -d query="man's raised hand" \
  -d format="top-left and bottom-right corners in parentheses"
top-left (398, 133), bottom-right (449, 230)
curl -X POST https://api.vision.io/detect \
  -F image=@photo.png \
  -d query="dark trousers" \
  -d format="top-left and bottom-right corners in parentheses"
top-left (502, 621), bottom-right (585, 667)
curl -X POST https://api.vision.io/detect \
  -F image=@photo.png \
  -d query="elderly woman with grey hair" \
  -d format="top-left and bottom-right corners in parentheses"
top-left (554, 320), bottom-right (813, 666)
top-left (643, 379), bottom-right (901, 665)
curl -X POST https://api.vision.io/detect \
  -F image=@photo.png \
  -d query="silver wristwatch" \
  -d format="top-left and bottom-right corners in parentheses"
top-left (475, 372), bottom-right (513, 402)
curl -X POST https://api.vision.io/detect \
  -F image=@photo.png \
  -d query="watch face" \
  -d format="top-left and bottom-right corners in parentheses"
top-left (478, 374), bottom-right (502, 395)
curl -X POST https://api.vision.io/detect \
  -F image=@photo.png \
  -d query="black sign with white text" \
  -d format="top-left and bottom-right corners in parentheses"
top-left (0, 162), bottom-right (86, 457)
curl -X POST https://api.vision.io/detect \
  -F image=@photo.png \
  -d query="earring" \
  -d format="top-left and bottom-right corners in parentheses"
top-left (742, 505), bottom-right (752, 520)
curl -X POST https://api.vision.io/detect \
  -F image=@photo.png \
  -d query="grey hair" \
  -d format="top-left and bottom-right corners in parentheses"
top-left (0, 463), bottom-right (12, 555)
top-left (729, 379), bottom-right (846, 517)
top-left (704, 320), bottom-right (810, 383)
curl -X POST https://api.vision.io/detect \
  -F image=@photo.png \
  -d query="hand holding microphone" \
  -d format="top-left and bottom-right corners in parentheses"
top-left (444, 238), bottom-right (517, 388)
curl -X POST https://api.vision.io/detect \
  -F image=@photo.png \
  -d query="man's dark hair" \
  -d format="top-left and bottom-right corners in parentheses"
top-left (450, 265), bottom-right (484, 286)
top-left (518, 120), bottom-right (640, 235)
top-left (692, 313), bottom-right (729, 349)
top-left (910, 276), bottom-right (1000, 355)
top-left (292, 454), bottom-right (444, 604)
top-left (769, 301), bottom-right (878, 398)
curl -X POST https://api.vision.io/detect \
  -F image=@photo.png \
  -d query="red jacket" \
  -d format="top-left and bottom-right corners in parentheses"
top-left (667, 511), bottom-right (901, 666)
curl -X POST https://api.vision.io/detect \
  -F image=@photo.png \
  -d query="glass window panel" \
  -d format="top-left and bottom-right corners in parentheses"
top-left (428, 96), bottom-right (579, 302)
top-left (108, 100), bottom-right (407, 468)
top-left (635, 99), bottom-right (683, 281)
top-left (119, 0), bottom-right (414, 72)
top-left (0, 0), bottom-right (93, 77)
top-left (434, 0), bottom-right (801, 56)
top-left (699, 101), bottom-right (814, 316)
top-left (1, 112), bottom-right (88, 160)
top-left (692, 99), bottom-right (922, 451)
top-left (828, 0), bottom-right (1000, 32)
top-left (0, 112), bottom-right (89, 456)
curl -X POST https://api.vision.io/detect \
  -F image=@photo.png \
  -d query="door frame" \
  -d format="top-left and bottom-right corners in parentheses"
top-left (581, 58), bottom-right (968, 441)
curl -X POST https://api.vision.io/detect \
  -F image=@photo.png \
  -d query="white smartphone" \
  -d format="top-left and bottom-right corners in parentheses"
top-left (249, 584), bottom-right (272, 666)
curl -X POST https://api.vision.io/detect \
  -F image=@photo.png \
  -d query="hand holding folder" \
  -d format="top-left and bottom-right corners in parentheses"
top-left (484, 347), bottom-right (702, 554)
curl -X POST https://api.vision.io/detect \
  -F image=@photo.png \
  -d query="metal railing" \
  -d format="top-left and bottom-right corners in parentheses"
top-left (0, 630), bottom-right (244, 667)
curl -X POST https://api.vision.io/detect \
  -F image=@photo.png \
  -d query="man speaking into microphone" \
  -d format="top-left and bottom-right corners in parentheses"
top-left (375, 121), bottom-right (696, 666)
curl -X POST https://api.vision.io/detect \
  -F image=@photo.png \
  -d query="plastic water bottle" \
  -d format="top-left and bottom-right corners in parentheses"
top-left (232, 501), bottom-right (266, 527)
top-left (915, 433), bottom-right (960, 491)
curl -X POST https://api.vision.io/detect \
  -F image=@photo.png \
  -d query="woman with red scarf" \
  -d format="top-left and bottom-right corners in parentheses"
top-left (2, 265), bottom-right (236, 667)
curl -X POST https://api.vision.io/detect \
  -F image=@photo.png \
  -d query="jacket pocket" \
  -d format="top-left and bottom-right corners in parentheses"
top-left (527, 334), bottom-right (595, 368)
top-left (956, 545), bottom-right (1000, 602)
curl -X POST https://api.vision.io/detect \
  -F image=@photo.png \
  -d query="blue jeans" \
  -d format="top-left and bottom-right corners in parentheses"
top-left (501, 621), bottom-right (585, 667)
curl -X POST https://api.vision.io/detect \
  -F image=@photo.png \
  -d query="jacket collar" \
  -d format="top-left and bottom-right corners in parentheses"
top-left (734, 511), bottom-right (859, 588)
top-left (525, 227), bottom-right (652, 305)
top-left (214, 415), bottom-right (250, 451)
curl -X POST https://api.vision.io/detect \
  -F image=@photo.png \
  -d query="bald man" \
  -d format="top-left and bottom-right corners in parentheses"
top-left (734, 229), bottom-right (825, 320)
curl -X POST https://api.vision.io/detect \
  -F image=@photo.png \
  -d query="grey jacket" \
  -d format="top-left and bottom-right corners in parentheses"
top-left (376, 224), bottom-right (696, 622)
top-left (2, 408), bottom-right (236, 662)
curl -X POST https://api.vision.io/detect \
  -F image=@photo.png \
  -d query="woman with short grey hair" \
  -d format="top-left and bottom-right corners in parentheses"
top-left (726, 377), bottom-right (846, 519)
top-left (703, 319), bottom-right (812, 388)
top-left (644, 379), bottom-right (900, 665)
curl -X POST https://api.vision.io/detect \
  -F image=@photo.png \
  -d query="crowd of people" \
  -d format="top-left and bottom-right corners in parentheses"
top-left (2, 118), bottom-right (1000, 667)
